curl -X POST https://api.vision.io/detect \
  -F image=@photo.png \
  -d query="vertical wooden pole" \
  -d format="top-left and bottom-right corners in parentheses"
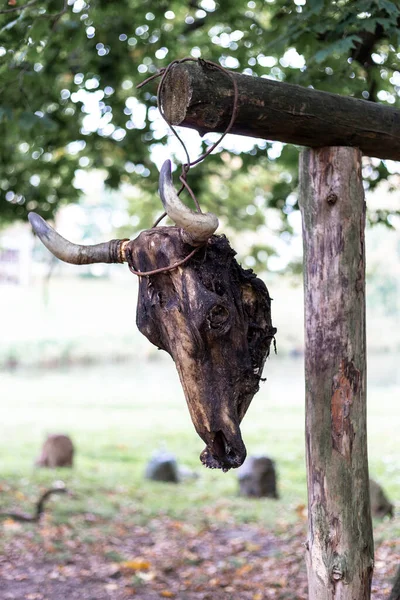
top-left (299, 147), bottom-right (374, 599)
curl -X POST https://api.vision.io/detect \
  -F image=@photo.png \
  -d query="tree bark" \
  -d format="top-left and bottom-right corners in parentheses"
top-left (299, 147), bottom-right (374, 599)
top-left (390, 566), bottom-right (400, 600)
top-left (160, 62), bottom-right (400, 161)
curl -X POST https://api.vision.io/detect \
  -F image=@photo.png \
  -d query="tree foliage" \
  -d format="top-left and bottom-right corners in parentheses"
top-left (0, 0), bottom-right (399, 229)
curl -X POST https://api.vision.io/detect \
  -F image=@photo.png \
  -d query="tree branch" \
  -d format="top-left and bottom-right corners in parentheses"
top-left (160, 61), bottom-right (400, 161)
top-left (0, 487), bottom-right (68, 522)
top-left (0, 0), bottom-right (38, 14)
top-left (50, 0), bottom-right (68, 29)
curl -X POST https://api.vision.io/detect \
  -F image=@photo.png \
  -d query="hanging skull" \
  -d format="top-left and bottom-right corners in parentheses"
top-left (29, 160), bottom-right (276, 471)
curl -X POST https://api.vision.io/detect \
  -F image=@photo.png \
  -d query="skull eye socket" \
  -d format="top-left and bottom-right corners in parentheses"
top-left (207, 305), bottom-right (230, 330)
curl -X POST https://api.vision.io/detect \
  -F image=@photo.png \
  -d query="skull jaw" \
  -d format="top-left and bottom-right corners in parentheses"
top-left (181, 372), bottom-right (257, 472)
top-left (200, 447), bottom-right (247, 472)
top-left (199, 429), bottom-right (247, 472)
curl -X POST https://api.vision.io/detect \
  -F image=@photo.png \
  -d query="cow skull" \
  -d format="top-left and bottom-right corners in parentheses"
top-left (29, 160), bottom-right (276, 471)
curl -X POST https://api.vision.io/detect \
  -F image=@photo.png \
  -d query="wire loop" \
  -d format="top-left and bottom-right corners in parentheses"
top-left (129, 57), bottom-right (239, 277)
top-left (125, 243), bottom-right (202, 278)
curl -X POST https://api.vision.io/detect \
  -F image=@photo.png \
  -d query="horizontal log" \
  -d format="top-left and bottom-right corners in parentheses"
top-left (160, 62), bottom-right (400, 161)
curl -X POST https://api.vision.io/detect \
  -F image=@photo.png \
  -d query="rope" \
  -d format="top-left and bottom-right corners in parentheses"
top-left (154, 57), bottom-right (239, 216)
top-left (125, 244), bottom-right (202, 277)
top-left (130, 57), bottom-right (239, 277)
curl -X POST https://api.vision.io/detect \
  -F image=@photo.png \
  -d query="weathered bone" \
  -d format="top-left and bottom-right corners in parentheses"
top-left (29, 160), bottom-right (218, 264)
top-left (28, 169), bottom-right (275, 471)
top-left (28, 212), bottom-right (125, 264)
top-left (159, 159), bottom-right (219, 245)
top-left (132, 227), bottom-right (276, 471)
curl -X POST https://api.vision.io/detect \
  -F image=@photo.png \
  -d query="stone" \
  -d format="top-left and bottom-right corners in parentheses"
top-left (178, 464), bottom-right (199, 481)
top-left (35, 434), bottom-right (74, 468)
top-left (145, 450), bottom-right (180, 483)
top-left (238, 455), bottom-right (278, 498)
top-left (370, 478), bottom-right (394, 518)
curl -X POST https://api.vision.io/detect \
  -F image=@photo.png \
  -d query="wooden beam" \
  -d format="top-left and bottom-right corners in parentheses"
top-left (299, 147), bottom-right (374, 599)
top-left (160, 62), bottom-right (400, 161)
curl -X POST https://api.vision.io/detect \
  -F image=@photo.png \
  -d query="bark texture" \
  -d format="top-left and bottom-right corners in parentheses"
top-left (160, 62), bottom-right (400, 160)
top-left (299, 147), bottom-right (374, 599)
top-left (389, 566), bottom-right (400, 600)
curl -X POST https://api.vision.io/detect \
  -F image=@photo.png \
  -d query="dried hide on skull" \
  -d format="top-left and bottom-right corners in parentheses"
top-left (29, 160), bottom-right (276, 471)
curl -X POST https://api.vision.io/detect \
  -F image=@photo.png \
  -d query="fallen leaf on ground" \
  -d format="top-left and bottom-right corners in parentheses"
top-left (236, 564), bottom-right (254, 576)
top-left (120, 559), bottom-right (151, 571)
top-left (2, 519), bottom-right (21, 530)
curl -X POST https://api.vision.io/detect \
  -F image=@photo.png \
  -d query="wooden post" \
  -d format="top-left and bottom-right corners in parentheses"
top-left (299, 147), bottom-right (374, 599)
top-left (160, 66), bottom-right (379, 598)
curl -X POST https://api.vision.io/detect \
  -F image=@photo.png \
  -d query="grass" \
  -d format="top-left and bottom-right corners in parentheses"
top-left (0, 353), bottom-right (399, 544)
top-left (2, 271), bottom-right (399, 370)
top-left (0, 357), bottom-right (303, 528)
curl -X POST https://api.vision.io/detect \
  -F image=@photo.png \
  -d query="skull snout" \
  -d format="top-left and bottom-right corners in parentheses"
top-left (199, 427), bottom-right (247, 472)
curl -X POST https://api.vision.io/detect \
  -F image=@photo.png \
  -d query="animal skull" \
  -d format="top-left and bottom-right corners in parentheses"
top-left (29, 160), bottom-right (276, 471)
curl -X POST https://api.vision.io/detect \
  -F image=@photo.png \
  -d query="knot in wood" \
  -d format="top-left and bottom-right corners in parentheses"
top-left (326, 192), bottom-right (338, 206)
top-left (331, 567), bottom-right (343, 581)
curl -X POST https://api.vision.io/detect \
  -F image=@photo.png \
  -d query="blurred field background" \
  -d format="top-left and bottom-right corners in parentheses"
top-left (0, 351), bottom-right (399, 527)
top-left (0, 218), bottom-right (399, 532)
top-left (0, 217), bottom-right (399, 599)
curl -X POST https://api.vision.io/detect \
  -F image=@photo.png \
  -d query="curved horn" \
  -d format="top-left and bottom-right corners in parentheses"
top-left (28, 212), bottom-right (128, 265)
top-left (159, 160), bottom-right (218, 245)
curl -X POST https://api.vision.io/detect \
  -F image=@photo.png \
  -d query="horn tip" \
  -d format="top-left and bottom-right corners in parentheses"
top-left (159, 160), bottom-right (174, 209)
top-left (160, 159), bottom-right (172, 178)
top-left (28, 212), bottom-right (46, 234)
top-left (161, 158), bottom-right (171, 169)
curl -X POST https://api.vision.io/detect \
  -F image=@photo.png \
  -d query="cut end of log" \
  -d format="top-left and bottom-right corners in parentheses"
top-left (160, 62), bottom-right (232, 136)
top-left (161, 64), bottom-right (192, 126)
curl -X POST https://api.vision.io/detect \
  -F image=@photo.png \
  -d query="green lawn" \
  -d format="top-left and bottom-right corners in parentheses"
top-left (0, 354), bottom-right (398, 541)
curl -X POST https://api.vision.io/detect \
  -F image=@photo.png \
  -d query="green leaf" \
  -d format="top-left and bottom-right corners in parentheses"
top-left (28, 18), bottom-right (51, 43)
top-left (376, 0), bottom-right (400, 15)
top-left (0, 107), bottom-right (13, 122)
top-left (19, 111), bottom-right (39, 130)
top-left (41, 115), bottom-right (58, 132)
top-left (0, 0), bottom-right (398, 232)
top-left (375, 17), bottom-right (399, 29)
top-left (307, 0), bottom-right (326, 16)
top-left (314, 36), bottom-right (362, 64)
top-left (360, 18), bottom-right (381, 34)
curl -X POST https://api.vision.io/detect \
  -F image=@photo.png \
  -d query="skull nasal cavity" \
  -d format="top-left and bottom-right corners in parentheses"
top-left (212, 431), bottom-right (227, 459)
